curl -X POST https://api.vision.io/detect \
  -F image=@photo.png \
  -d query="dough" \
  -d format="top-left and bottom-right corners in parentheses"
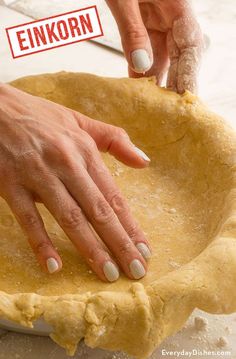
top-left (0, 72), bottom-right (235, 358)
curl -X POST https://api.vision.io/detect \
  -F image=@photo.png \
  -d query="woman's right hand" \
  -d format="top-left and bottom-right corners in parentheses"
top-left (107, 0), bottom-right (203, 94)
top-left (0, 84), bottom-right (152, 282)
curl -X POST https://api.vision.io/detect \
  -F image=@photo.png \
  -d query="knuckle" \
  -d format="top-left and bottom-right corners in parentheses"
top-left (30, 157), bottom-right (47, 174)
top-left (15, 114), bottom-right (34, 123)
top-left (116, 127), bottom-right (129, 139)
top-left (117, 240), bottom-right (133, 256)
top-left (34, 241), bottom-right (51, 254)
top-left (125, 27), bottom-right (147, 43)
top-left (17, 152), bottom-right (48, 179)
top-left (19, 212), bottom-right (40, 230)
top-left (91, 197), bottom-right (115, 225)
top-left (126, 224), bottom-right (140, 240)
top-left (50, 138), bottom-right (81, 174)
top-left (88, 246), bottom-right (105, 263)
top-left (109, 191), bottom-right (127, 214)
top-left (82, 136), bottom-right (97, 160)
top-left (60, 207), bottom-right (84, 230)
top-left (17, 150), bottom-right (39, 166)
top-left (50, 137), bottom-right (72, 163)
top-left (58, 148), bottom-right (74, 169)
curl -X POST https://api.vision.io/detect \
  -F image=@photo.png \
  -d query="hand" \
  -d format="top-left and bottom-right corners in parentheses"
top-left (0, 84), bottom-right (152, 282)
top-left (107, 0), bottom-right (203, 93)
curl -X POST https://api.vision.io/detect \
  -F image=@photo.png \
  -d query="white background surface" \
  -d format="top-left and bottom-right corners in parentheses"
top-left (0, 2), bottom-right (236, 359)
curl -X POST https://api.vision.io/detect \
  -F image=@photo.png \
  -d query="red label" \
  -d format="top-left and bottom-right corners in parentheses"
top-left (5, 6), bottom-right (103, 59)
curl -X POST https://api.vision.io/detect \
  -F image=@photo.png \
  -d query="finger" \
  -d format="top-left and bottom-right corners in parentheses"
top-left (166, 29), bottom-right (179, 92)
top-left (147, 30), bottom-right (169, 86)
top-left (129, 30), bottom-right (169, 86)
top-left (5, 186), bottom-right (62, 274)
top-left (87, 151), bottom-right (152, 260)
top-left (61, 162), bottom-right (147, 280)
top-left (73, 114), bottom-right (151, 168)
top-left (106, 0), bottom-right (153, 73)
top-left (34, 177), bottom-right (120, 282)
top-left (167, 15), bottom-right (203, 94)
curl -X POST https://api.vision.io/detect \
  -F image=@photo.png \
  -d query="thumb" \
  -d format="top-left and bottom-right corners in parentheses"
top-left (77, 113), bottom-right (150, 168)
top-left (106, 0), bottom-right (153, 73)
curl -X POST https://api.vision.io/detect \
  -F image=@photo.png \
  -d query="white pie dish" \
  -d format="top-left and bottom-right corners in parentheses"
top-left (0, 318), bottom-right (51, 335)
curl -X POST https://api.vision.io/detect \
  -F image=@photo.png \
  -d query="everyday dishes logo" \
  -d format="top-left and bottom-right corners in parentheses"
top-left (5, 6), bottom-right (103, 58)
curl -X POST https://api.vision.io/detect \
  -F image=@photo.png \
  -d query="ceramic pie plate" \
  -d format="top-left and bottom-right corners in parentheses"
top-left (0, 318), bottom-right (51, 335)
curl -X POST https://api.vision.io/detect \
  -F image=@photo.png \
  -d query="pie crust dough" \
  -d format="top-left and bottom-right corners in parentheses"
top-left (0, 72), bottom-right (236, 358)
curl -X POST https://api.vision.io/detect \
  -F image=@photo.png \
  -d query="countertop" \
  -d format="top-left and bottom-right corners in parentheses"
top-left (0, 2), bottom-right (236, 359)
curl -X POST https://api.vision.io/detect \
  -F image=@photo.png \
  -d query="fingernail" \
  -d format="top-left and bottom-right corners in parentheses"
top-left (134, 146), bottom-right (150, 162)
top-left (46, 258), bottom-right (59, 274)
top-left (130, 259), bottom-right (146, 279)
top-left (136, 243), bottom-right (152, 260)
top-left (131, 49), bottom-right (151, 73)
top-left (103, 261), bottom-right (119, 282)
